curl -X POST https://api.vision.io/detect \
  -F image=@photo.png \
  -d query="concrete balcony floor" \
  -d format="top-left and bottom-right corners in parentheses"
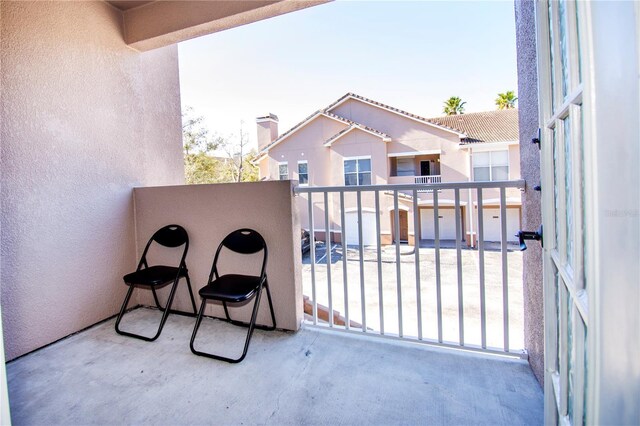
top-left (7, 307), bottom-right (543, 425)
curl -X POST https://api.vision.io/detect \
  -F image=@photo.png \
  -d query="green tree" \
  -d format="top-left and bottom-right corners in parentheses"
top-left (182, 107), bottom-right (224, 184)
top-left (182, 107), bottom-right (220, 155)
top-left (495, 91), bottom-right (518, 109)
top-left (185, 152), bottom-right (224, 184)
top-left (443, 96), bottom-right (466, 115)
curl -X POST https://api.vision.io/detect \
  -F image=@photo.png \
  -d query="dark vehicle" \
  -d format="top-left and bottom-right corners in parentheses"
top-left (301, 229), bottom-right (312, 254)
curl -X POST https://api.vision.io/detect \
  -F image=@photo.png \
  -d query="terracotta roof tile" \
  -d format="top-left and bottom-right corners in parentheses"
top-left (326, 93), bottom-right (465, 136)
top-left (428, 109), bottom-right (519, 144)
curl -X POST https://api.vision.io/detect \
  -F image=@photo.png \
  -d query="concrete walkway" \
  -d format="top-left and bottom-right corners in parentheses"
top-left (6, 307), bottom-right (543, 425)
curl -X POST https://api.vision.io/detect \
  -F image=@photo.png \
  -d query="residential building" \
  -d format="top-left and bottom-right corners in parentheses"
top-left (1, 1), bottom-right (638, 425)
top-left (257, 93), bottom-right (521, 246)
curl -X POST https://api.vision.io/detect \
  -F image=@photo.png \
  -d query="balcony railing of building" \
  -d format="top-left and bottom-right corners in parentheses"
top-left (414, 174), bottom-right (442, 193)
top-left (414, 175), bottom-right (442, 184)
top-left (294, 180), bottom-right (526, 357)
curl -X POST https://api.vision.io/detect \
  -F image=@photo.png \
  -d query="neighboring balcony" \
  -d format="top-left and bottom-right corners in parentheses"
top-left (414, 174), bottom-right (442, 184)
top-left (387, 174), bottom-right (442, 185)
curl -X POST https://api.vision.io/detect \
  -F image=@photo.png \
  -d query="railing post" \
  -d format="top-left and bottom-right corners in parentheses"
top-left (454, 189), bottom-right (464, 346)
top-left (413, 189), bottom-right (422, 340)
top-left (477, 188), bottom-right (487, 349)
top-left (375, 190), bottom-right (384, 335)
top-left (339, 191), bottom-right (349, 330)
top-left (394, 191), bottom-right (403, 337)
top-left (324, 191), bottom-right (333, 327)
top-left (357, 191), bottom-right (366, 332)
top-left (433, 190), bottom-right (443, 343)
top-left (500, 187), bottom-right (509, 352)
top-left (308, 192), bottom-right (317, 325)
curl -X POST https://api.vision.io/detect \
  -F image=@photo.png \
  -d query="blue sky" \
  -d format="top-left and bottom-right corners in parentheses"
top-left (178, 0), bottom-right (518, 150)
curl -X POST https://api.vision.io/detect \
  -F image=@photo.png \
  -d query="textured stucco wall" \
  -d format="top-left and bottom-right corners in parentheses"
top-left (514, 0), bottom-right (544, 385)
top-left (0, 1), bottom-right (184, 360)
top-left (132, 182), bottom-right (303, 331)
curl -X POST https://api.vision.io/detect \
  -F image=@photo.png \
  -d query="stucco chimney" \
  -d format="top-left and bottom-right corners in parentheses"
top-left (256, 113), bottom-right (279, 151)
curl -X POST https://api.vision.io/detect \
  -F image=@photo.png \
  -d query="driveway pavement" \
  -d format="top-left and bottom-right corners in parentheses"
top-left (302, 242), bottom-right (524, 351)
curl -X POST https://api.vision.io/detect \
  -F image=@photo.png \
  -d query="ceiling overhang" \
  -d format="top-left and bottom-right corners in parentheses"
top-left (108, 0), bottom-right (331, 52)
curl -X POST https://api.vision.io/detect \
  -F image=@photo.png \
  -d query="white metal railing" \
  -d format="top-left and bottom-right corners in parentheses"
top-left (295, 180), bottom-right (526, 357)
top-left (414, 175), bottom-right (442, 184)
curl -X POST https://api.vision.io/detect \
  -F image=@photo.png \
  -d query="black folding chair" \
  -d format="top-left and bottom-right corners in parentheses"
top-left (190, 228), bottom-right (276, 363)
top-left (115, 224), bottom-right (197, 341)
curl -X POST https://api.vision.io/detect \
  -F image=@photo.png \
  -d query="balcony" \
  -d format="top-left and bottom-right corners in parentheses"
top-left (6, 308), bottom-right (543, 424)
top-left (4, 181), bottom-right (541, 424)
top-left (414, 175), bottom-right (442, 184)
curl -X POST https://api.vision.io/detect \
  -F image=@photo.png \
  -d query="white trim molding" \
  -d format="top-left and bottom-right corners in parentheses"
top-left (472, 198), bottom-right (522, 207)
top-left (417, 199), bottom-right (468, 207)
top-left (460, 141), bottom-right (519, 151)
top-left (344, 207), bottom-right (377, 214)
top-left (388, 149), bottom-right (442, 158)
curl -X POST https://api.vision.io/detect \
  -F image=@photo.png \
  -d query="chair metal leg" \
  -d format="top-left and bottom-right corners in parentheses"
top-left (151, 272), bottom-right (197, 317)
top-left (218, 282), bottom-right (276, 331)
top-left (115, 276), bottom-right (181, 342)
top-left (190, 283), bottom-right (275, 363)
top-left (185, 273), bottom-right (197, 314)
top-left (222, 301), bottom-right (231, 321)
top-left (264, 281), bottom-right (277, 331)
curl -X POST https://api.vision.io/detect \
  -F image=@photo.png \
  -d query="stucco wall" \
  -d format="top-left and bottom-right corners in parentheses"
top-left (132, 182), bottom-right (302, 331)
top-left (0, 1), bottom-right (183, 360)
top-left (514, 0), bottom-right (544, 385)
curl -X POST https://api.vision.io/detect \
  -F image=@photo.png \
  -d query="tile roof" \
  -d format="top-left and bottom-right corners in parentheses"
top-left (323, 111), bottom-right (391, 141)
top-left (428, 109), bottom-right (520, 144)
top-left (324, 123), bottom-right (391, 146)
top-left (258, 103), bottom-right (390, 154)
top-left (258, 94), bottom-right (518, 155)
top-left (326, 93), bottom-right (465, 136)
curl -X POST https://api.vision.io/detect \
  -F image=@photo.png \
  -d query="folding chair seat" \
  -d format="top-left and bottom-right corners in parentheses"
top-left (115, 224), bottom-right (196, 341)
top-left (190, 228), bottom-right (276, 363)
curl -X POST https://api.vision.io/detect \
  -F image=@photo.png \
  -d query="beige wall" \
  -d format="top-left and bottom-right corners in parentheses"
top-left (133, 182), bottom-right (302, 331)
top-left (0, 1), bottom-right (183, 360)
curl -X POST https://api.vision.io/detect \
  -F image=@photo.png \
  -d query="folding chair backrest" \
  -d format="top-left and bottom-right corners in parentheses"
top-left (139, 224), bottom-right (189, 269)
top-left (222, 229), bottom-right (266, 254)
top-left (210, 229), bottom-right (267, 280)
top-left (152, 225), bottom-right (189, 248)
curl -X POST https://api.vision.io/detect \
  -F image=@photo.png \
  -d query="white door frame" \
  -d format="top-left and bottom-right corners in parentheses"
top-left (536, 1), bottom-right (639, 424)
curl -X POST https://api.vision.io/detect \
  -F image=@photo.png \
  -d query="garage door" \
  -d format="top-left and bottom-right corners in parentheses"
top-left (420, 208), bottom-right (458, 240)
top-left (345, 211), bottom-right (377, 246)
top-left (481, 208), bottom-right (520, 242)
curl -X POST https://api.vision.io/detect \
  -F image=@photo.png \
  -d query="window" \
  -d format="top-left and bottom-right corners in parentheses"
top-left (297, 161), bottom-right (308, 185)
top-left (396, 158), bottom-right (415, 176)
top-left (344, 157), bottom-right (371, 186)
top-left (473, 151), bottom-right (509, 181)
top-left (278, 162), bottom-right (288, 180)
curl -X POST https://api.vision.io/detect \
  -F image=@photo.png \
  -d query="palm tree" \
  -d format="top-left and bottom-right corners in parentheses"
top-left (495, 91), bottom-right (518, 109)
top-left (443, 96), bottom-right (466, 115)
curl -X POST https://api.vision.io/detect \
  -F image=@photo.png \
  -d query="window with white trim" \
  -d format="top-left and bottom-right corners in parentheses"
top-left (278, 162), bottom-right (288, 180)
top-left (473, 150), bottom-right (509, 181)
top-left (297, 161), bottom-right (308, 185)
top-left (344, 157), bottom-right (371, 186)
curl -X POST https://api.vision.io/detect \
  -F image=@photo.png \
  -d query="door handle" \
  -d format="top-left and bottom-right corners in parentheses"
top-left (516, 225), bottom-right (543, 251)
